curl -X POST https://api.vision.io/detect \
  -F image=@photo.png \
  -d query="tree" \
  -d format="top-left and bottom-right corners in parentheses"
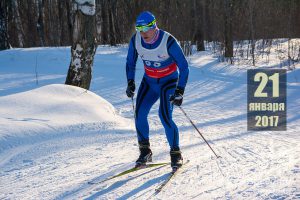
top-left (65, 0), bottom-right (97, 90)
top-left (248, 0), bottom-right (256, 66)
top-left (0, 0), bottom-right (10, 50)
top-left (192, 0), bottom-right (205, 51)
top-left (224, 0), bottom-right (233, 60)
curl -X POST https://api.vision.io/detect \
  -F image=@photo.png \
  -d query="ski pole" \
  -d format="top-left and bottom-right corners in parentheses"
top-left (131, 96), bottom-right (136, 120)
top-left (179, 106), bottom-right (221, 159)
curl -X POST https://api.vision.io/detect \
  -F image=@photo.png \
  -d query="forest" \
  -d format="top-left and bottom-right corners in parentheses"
top-left (1, 0), bottom-right (300, 49)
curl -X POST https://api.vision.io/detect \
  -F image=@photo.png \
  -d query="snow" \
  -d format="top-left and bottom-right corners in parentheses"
top-left (75, 0), bottom-right (96, 16)
top-left (0, 43), bottom-right (299, 199)
top-left (72, 44), bottom-right (83, 71)
top-left (0, 84), bottom-right (131, 152)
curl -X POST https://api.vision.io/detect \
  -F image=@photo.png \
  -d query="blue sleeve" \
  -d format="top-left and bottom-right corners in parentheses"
top-left (126, 34), bottom-right (138, 82)
top-left (167, 35), bottom-right (189, 90)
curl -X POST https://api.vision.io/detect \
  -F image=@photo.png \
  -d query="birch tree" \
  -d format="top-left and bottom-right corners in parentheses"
top-left (65, 0), bottom-right (97, 90)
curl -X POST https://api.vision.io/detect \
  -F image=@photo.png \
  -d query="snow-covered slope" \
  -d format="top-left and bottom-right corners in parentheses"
top-left (0, 84), bottom-right (132, 152)
top-left (0, 45), bottom-right (299, 200)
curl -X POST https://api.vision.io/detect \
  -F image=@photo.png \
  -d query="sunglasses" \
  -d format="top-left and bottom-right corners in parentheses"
top-left (136, 19), bottom-right (156, 32)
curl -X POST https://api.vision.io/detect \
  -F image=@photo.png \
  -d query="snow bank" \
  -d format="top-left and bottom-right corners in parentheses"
top-left (0, 84), bottom-right (132, 151)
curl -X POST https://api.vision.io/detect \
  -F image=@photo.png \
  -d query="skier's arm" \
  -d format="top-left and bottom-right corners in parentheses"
top-left (167, 36), bottom-right (189, 91)
top-left (126, 34), bottom-right (138, 82)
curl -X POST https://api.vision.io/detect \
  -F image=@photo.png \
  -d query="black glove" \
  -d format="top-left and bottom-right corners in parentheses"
top-left (170, 87), bottom-right (184, 106)
top-left (126, 79), bottom-right (135, 98)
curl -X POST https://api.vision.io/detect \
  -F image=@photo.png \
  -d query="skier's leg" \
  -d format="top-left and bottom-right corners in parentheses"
top-left (158, 78), bottom-right (183, 169)
top-left (135, 78), bottom-right (159, 166)
top-left (135, 78), bottom-right (159, 141)
top-left (158, 78), bottom-right (179, 149)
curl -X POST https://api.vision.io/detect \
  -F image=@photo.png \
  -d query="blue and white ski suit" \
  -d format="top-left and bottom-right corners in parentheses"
top-left (126, 29), bottom-right (189, 149)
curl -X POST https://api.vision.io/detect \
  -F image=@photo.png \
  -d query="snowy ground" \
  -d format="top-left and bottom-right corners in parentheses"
top-left (0, 44), bottom-right (299, 200)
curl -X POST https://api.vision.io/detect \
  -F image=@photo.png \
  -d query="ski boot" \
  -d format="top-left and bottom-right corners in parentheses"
top-left (170, 147), bottom-right (183, 172)
top-left (135, 140), bottom-right (152, 168)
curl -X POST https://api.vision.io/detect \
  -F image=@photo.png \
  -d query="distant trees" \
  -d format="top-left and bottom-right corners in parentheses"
top-left (223, 0), bottom-right (234, 61)
top-left (192, 0), bottom-right (205, 51)
top-left (5, 0), bottom-right (73, 47)
top-left (0, 0), bottom-right (10, 50)
top-left (3, 0), bottom-right (300, 60)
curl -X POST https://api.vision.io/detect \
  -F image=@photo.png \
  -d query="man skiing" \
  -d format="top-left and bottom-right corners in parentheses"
top-left (125, 11), bottom-right (189, 171)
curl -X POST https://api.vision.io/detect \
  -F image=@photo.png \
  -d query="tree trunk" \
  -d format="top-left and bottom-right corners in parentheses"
top-left (0, 0), bottom-right (10, 50)
top-left (108, 0), bottom-right (120, 46)
top-left (249, 0), bottom-right (256, 66)
top-left (108, 6), bottom-right (116, 46)
top-left (11, 0), bottom-right (25, 47)
top-left (65, 0), bottom-right (97, 90)
top-left (224, 0), bottom-right (233, 60)
top-left (65, 1), bottom-right (73, 43)
top-left (37, 0), bottom-right (45, 46)
top-left (193, 0), bottom-right (205, 51)
top-left (100, 0), bottom-right (109, 44)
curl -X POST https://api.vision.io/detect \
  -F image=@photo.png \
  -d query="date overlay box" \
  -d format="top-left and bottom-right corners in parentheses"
top-left (247, 69), bottom-right (286, 131)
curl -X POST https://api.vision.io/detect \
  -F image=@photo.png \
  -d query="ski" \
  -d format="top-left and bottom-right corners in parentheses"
top-left (153, 159), bottom-right (190, 195)
top-left (88, 162), bottom-right (169, 185)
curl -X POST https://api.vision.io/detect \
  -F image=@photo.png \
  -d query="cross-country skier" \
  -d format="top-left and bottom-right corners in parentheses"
top-left (125, 11), bottom-right (189, 171)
